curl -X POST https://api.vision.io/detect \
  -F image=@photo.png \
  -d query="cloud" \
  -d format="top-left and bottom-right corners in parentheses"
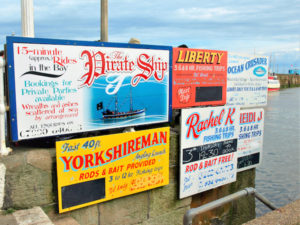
top-left (175, 7), bottom-right (237, 21)
top-left (0, 0), bottom-right (299, 73)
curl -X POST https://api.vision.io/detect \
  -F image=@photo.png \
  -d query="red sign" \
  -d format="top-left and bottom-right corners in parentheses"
top-left (172, 48), bottom-right (227, 108)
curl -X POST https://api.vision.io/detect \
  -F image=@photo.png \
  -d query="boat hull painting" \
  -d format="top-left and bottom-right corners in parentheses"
top-left (102, 109), bottom-right (146, 120)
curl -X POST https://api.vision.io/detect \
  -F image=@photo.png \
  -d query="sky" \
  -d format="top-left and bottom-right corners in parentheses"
top-left (1, 0), bottom-right (299, 73)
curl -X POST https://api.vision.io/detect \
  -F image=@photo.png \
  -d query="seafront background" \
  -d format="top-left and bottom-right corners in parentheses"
top-left (276, 74), bottom-right (300, 88)
top-left (0, 76), bottom-right (299, 225)
top-left (256, 87), bottom-right (300, 217)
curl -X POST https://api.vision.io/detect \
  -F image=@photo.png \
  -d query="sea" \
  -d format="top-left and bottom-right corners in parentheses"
top-left (255, 87), bottom-right (300, 217)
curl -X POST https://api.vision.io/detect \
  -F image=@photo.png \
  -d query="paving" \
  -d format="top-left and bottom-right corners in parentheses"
top-left (0, 206), bottom-right (80, 225)
top-left (0, 213), bottom-right (18, 225)
top-left (243, 199), bottom-right (300, 225)
top-left (0, 200), bottom-right (299, 225)
top-left (13, 207), bottom-right (53, 225)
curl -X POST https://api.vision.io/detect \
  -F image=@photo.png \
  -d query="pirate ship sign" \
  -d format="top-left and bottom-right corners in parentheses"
top-left (6, 37), bottom-right (172, 141)
top-left (82, 49), bottom-right (170, 123)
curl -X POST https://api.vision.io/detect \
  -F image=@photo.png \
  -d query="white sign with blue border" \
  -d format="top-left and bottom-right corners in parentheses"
top-left (6, 37), bottom-right (172, 141)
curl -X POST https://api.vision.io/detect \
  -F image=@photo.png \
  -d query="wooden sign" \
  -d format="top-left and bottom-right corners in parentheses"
top-left (172, 48), bottom-right (227, 108)
top-left (56, 127), bottom-right (170, 212)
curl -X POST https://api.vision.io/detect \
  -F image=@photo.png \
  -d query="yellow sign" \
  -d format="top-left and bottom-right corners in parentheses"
top-left (56, 127), bottom-right (169, 213)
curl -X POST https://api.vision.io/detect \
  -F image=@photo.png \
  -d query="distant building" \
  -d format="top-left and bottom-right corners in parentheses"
top-left (288, 69), bottom-right (300, 75)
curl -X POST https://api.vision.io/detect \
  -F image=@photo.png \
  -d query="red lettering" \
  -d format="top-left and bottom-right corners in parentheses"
top-left (94, 151), bottom-right (106, 166)
top-left (80, 50), bottom-right (105, 87)
top-left (185, 165), bottom-right (190, 173)
top-left (79, 173), bottom-right (84, 180)
top-left (219, 109), bottom-right (225, 124)
top-left (186, 113), bottom-right (200, 138)
top-left (214, 116), bottom-right (219, 126)
top-left (53, 56), bottom-right (64, 67)
top-left (72, 156), bottom-right (84, 170)
top-left (113, 144), bottom-right (122, 160)
top-left (159, 131), bottom-right (167, 144)
top-left (240, 112), bottom-right (256, 124)
top-left (61, 156), bottom-right (73, 171)
top-left (257, 111), bottom-right (263, 121)
top-left (186, 109), bottom-right (226, 139)
top-left (204, 119), bottom-right (209, 129)
top-left (128, 140), bottom-right (135, 153)
top-left (132, 54), bottom-right (154, 86)
top-left (208, 111), bottom-right (214, 127)
top-left (152, 132), bottom-right (158, 145)
top-left (142, 134), bottom-right (151, 148)
top-left (106, 148), bottom-right (113, 162)
top-left (225, 108), bottom-right (236, 125)
top-left (84, 154), bottom-right (94, 168)
top-left (185, 163), bottom-right (198, 172)
top-left (135, 137), bottom-right (141, 151)
top-left (123, 142), bottom-right (128, 156)
top-left (132, 54), bottom-right (165, 87)
top-left (198, 120), bottom-right (205, 133)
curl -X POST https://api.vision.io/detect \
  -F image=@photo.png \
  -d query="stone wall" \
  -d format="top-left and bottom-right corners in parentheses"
top-left (0, 130), bottom-right (255, 225)
top-left (276, 74), bottom-right (300, 88)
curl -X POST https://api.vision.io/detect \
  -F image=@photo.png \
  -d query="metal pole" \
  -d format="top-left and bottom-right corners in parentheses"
top-left (253, 190), bottom-right (277, 210)
top-left (21, 0), bottom-right (35, 37)
top-left (183, 187), bottom-right (277, 225)
top-left (101, 0), bottom-right (108, 42)
top-left (183, 189), bottom-right (249, 225)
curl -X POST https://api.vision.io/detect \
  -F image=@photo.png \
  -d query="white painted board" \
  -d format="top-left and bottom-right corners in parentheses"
top-left (237, 108), bottom-right (264, 171)
top-left (227, 53), bottom-right (268, 107)
top-left (180, 106), bottom-right (239, 198)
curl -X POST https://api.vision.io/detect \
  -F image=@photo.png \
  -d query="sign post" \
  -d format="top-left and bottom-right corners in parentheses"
top-left (101, 0), bottom-right (108, 42)
top-left (21, 0), bottom-right (35, 37)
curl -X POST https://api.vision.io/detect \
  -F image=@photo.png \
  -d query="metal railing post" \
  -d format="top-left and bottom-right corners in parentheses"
top-left (253, 189), bottom-right (277, 210)
top-left (183, 187), bottom-right (277, 225)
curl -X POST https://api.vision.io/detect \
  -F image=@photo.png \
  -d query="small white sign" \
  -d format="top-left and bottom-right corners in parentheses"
top-left (237, 108), bottom-right (264, 171)
top-left (180, 106), bottom-right (239, 198)
top-left (227, 53), bottom-right (268, 107)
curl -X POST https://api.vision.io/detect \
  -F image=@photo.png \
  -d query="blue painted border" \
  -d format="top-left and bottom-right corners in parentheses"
top-left (6, 37), bottom-right (18, 141)
top-left (6, 36), bottom-right (173, 51)
top-left (6, 36), bottom-right (173, 141)
top-left (168, 48), bottom-right (173, 122)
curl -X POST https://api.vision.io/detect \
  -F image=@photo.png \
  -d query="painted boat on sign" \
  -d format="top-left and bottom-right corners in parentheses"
top-left (97, 89), bottom-right (146, 120)
top-left (102, 108), bottom-right (145, 120)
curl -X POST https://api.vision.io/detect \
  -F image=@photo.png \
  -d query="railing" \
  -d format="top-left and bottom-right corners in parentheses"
top-left (183, 187), bottom-right (277, 225)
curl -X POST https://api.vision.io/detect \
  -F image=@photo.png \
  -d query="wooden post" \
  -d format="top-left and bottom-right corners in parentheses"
top-left (101, 0), bottom-right (108, 42)
top-left (21, 0), bottom-right (35, 37)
